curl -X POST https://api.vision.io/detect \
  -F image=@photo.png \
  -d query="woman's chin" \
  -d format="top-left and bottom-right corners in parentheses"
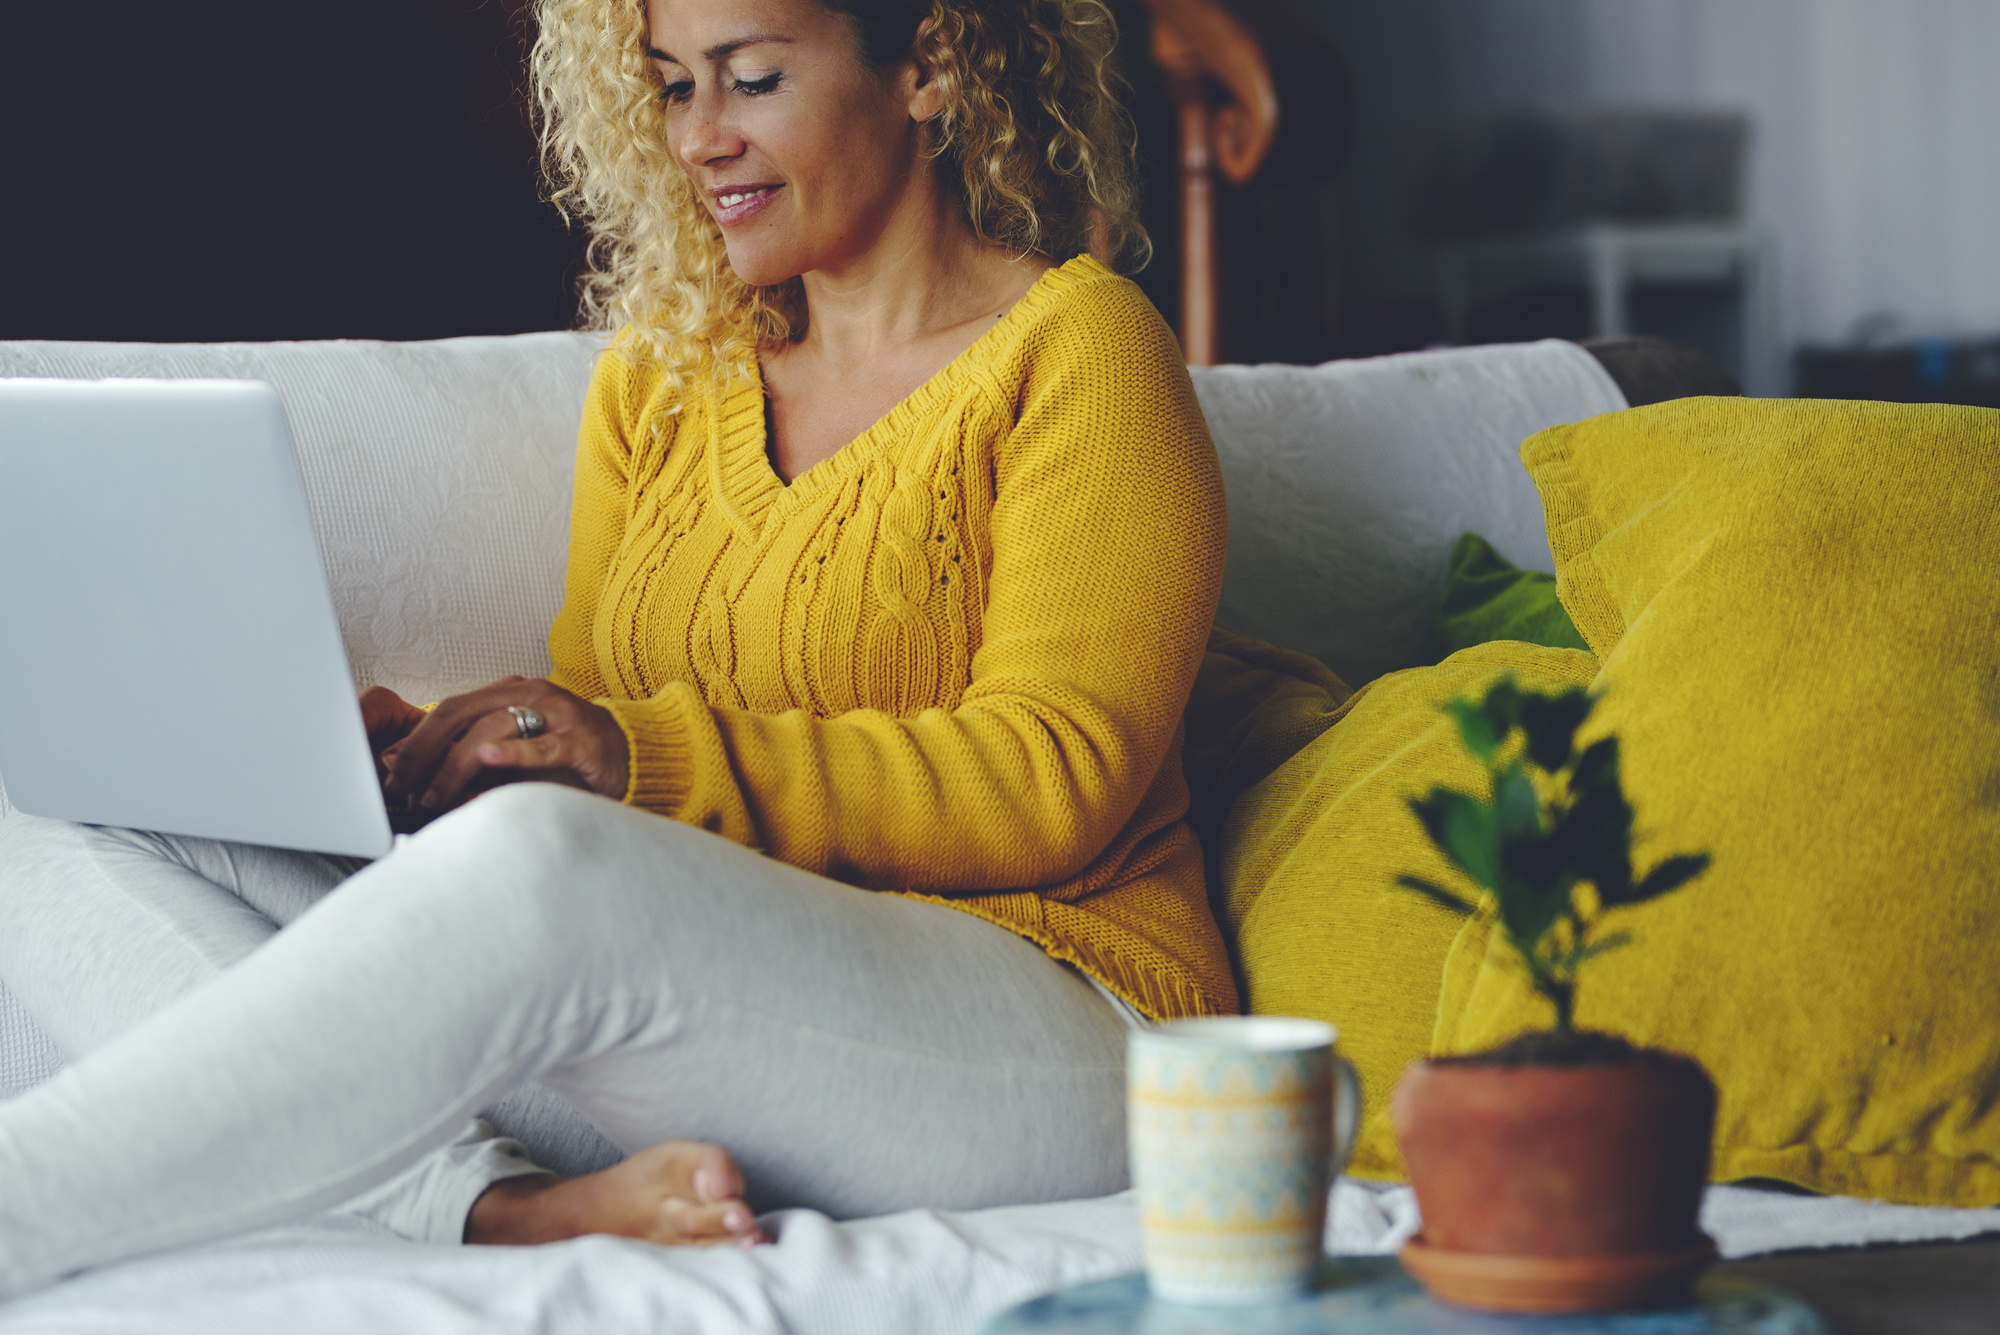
top-left (721, 243), bottom-right (805, 291)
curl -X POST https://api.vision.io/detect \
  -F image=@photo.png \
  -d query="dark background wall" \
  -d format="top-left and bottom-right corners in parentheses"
top-left (18, 0), bottom-right (2000, 396)
top-left (2, 0), bottom-right (1349, 362)
top-left (2, 0), bottom-right (584, 343)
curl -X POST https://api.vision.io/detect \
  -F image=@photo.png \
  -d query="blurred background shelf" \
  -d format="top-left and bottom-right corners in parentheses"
top-left (1437, 222), bottom-right (1777, 396)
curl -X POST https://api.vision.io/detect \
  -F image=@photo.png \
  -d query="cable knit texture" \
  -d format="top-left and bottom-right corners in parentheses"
top-left (546, 257), bottom-right (1236, 1019)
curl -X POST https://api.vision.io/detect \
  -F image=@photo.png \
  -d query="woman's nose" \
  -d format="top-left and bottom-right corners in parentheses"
top-left (678, 92), bottom-right (744, 169)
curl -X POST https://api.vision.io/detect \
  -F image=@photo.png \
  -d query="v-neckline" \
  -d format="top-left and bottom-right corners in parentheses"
top-left (704, 255), bottom-right (1103, 534)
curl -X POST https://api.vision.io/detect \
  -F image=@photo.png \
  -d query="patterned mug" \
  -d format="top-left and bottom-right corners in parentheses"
top-left (1128, 1016), bottom-right (1361, 1305)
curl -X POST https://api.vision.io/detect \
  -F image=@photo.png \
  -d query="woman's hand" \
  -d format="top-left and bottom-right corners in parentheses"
top-left (379, 676), bottom-right (630, 815)
top-left (361, 686), bottom-right (429, 784)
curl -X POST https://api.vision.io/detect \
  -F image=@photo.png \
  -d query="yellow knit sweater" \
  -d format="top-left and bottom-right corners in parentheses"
top-left (546, 256), bottom-right (1236, 1019)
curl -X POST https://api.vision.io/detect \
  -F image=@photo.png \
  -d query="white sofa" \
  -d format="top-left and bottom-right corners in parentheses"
top-left (5, 331), bottom-right (1998, 1333)
top-left (0, 333), bottom-right (1652, 1330)
top-left (0, 327), bottom-right (1625, 1090)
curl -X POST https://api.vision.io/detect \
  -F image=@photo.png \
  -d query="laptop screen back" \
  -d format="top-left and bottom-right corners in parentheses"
top-left (0, 379), bottom-right (392, 857)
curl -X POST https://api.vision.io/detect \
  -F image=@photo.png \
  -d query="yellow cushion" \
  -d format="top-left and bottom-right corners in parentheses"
top-left (1221, 642), bottom-right (1599, 1180)
top-left (1450, 396), bottom-right (1997, 1206)
top-left (1222, 397), bottom-right (2000, 1206)
top-left (1182, 625), bottom-right (1354, 860)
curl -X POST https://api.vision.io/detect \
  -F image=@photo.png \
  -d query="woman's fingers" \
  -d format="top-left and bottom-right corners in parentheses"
top-left (417, 710), bottom-right (536, 812)
top-left (362, 686), bottom-right (430, 784)
top-left (359, 686), bottom-right (426, 752)
top-left (396, 684), bottom-right (631, 812)
top-left (471, 733), bottom-right (572, 775)
top-left (381, 676), bottom-right (538, 804)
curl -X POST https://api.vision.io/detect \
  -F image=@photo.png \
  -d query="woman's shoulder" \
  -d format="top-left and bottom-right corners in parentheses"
top-left (1009, 255), bottom-right (1173, 345)
top-left (569, 332), bottom-right (734, 475)
top-left (590, 330), bottom-right (678, 408)
top-left (989, 255), bottom-right (1189, 394)
top-left (977, 257), bottom-right (1216, 483)
top-left (582, 330), bottom-right (733, 448)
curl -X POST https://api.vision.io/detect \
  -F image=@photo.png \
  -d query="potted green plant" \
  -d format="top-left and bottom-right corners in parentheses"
top-left (1389, 676), bottom-right (1717, 1314)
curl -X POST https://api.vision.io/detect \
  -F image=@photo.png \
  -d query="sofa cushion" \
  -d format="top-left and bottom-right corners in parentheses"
top-left (1181, 625), bottom-right (1355, 916)
top-left (1219, 641), bottom-right (1600, 1179)
top-left (0, 335), bottom-right (1624, 705)
top-left (1466, 396), bottom-right (2000, 1206)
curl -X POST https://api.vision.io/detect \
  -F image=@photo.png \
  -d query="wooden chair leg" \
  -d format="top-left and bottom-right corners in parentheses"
top-left (1171, 70), bottom-right (1218, 366)
top-left (1141, 0), bottom-right (1278, 367)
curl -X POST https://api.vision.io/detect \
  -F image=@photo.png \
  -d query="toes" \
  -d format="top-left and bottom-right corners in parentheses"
top-left (689, 1143), bottom-right (746, 1205)
top-left (597, 1139), bottom-right (765, 1247)
top-left (710, 1199), bottom-right (768, 1245)
top-left (660, 1195), bottom-right (764, 1246)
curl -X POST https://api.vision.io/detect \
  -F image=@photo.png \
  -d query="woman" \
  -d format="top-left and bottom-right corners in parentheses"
top-left (0, 0), bottom-right (1231, 1292)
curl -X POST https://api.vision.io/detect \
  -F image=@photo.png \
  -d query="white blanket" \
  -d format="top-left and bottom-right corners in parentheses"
top-left (3, 1181), bottom-right (1992, 1335)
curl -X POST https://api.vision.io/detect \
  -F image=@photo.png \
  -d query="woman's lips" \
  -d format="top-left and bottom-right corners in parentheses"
top-left (713, 185), bottom-right (781, 227)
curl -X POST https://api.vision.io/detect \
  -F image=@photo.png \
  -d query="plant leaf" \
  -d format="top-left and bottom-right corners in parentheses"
top-left (1482, 676), bottom-right (1522, 742)
top-left (1564, 781), bottom-right (1634, 901)
top-left (1447, 699), bottom-right (1500, 761)
top-left (1408, 789), bottom-right (1500, 891)
top-left (1519, 687), bottom-right (1593, 773)
top-left (1497, 876), bottom-right (1571, 953)
top-left (1535, 800), bottom-right (1590, 884)
top-left (1615, 852), bottom-right (1713, 906)
top-left (1395, 874), bottom-right (1480, 917)
top-left (1571, 736), bottom-right (1620, 793)
top-left (1493, 761), bottom-right (1542, 845)
top-left (1549, 931), bottom-right (1632, 972)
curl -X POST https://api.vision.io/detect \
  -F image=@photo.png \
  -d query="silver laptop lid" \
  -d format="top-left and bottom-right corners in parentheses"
top-left (0, 378), bottom-right (392, 857)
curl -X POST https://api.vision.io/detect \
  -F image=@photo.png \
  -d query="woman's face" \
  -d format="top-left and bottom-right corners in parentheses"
top-left (647, 0), bottom-right (935, 287)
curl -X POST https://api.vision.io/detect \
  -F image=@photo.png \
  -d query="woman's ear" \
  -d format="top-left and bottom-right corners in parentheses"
top-left (907, 78), bottom-right (945, 123)
top-left (904, 17), bottom-right (945, 123)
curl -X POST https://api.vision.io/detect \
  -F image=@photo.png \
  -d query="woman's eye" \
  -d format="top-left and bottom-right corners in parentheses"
top-left (731, 73), bottom-right (782, 96)
top-left (661, 79), bottom-right (694, 105)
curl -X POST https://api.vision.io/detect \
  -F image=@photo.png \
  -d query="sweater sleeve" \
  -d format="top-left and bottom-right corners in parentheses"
top-left (600, 296), bottom-right (1227, 893)
top-left (547, 348), bottom-right (654, 702)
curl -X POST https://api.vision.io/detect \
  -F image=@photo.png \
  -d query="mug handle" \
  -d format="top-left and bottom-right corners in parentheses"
top-left (1331, 1055), bottom-right (1363, 1173)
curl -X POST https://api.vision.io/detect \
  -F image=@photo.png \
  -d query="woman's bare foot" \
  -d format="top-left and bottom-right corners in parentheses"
top-left (464, 1139), bottom-right (765, 1248)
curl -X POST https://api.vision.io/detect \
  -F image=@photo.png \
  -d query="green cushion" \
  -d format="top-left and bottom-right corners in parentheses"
top-left (1437, 532), bottom-right (1590, 656)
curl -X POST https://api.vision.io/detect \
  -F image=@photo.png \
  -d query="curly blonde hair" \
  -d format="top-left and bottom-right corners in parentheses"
top-left (529, 0), bottom-right (1148, 382)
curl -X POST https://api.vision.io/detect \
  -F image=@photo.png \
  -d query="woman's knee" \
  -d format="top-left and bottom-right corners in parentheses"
top-left (0, 814), bottom-right (243, 901)
top-left (0, 812), bottom-right (106, 917)
top-left (387, 784), bottom-right (677, 953)
top-left (417, 783), bottom-right (633, 866)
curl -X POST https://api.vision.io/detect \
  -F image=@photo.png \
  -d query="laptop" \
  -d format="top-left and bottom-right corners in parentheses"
top-left (0, 378), bottom-right (401, 858)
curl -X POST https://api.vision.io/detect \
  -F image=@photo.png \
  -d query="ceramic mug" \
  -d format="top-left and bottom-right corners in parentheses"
top-left (1128, 1016), bottom-right (1361, 1305)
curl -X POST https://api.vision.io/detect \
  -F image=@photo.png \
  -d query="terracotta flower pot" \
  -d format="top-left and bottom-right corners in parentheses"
top-left (1390, 1037), bottom-right (1718, 1313)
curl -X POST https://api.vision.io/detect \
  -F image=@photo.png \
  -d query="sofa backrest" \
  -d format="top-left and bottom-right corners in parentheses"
top-left (1190, 340), bottom-right (1624, 685)
top-left (0, 333), bottom-right (1624, 704)
top-left (0, 333), bottom-right (602, 708)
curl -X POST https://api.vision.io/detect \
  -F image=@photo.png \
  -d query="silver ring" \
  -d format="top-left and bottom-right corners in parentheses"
top-left (507, 705), bottom-right (546, 740)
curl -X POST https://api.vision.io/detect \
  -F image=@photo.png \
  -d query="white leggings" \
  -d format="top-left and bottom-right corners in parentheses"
top-left (0, 784), bottom-right (1132, 1296)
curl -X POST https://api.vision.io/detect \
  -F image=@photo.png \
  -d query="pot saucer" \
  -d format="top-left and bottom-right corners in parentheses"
top-left (1400, 1233), bottom-right (1719, 1313)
